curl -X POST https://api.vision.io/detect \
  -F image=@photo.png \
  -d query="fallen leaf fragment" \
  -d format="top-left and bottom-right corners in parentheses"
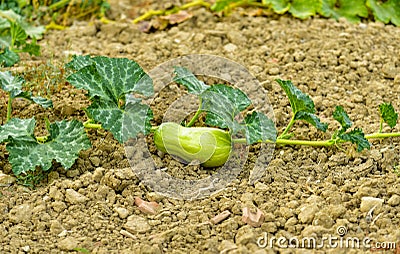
top-left (161, 11), bottom-right (193, 24)
top-left (134, 197), bottom-right (159, 215)
top-left (210, 210), bottom-right (231, 225)
top-left (242, 206), bottom-right (265, 227)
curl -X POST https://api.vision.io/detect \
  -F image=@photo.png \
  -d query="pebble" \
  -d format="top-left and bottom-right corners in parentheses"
top-left (360, 197), bottom-right (384, 212)
top-left (8, 204), bottom-right (32, 223)
top-left (387, 194), bottom-right (400, 206)
top-left (223, 43), bottom-right (237, 52)
top-left (313, 212), bottom-right (334, 228)
top-left (57, 237), bottom-right (79, 251)
top-left (0, 173), bottom-right (16, 186)
top-left (298, 205), bottom-right (318, 224)
top-left (124, 215), bottom-right (151, 233)
top-left (65, 189), bottom-right (88, 204)
top-left (235, 226), bottom-right (256, 245)
top-left (242, 207), bottom-right (265, 227)
top-left (115, 207), bottom-right (130, 219)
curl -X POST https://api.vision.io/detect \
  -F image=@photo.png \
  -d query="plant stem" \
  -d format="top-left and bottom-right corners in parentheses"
top-left (6, 95), bottom-right (12, 123)
top-left (379, 118), bottom-right (383, 133)
top-left (366, 132), bottom-right (400, 139)
top-left (232, 138), bottom-right (335, 147)
top-left (150, 126), bottom-right (159, 133)
top-left (132, 0), bottom-right (210, 23)
top-left (277, 115), bottom-right (295, 139)
top-left (186, 98), bottom-right (202, 127)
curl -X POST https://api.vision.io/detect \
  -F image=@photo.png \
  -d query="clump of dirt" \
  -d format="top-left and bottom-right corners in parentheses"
top-left (1, 2), bottom-right (400, 253)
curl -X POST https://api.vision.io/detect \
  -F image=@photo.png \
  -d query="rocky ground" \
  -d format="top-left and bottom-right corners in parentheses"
top-left (1, 1), bottom-right (400, 253)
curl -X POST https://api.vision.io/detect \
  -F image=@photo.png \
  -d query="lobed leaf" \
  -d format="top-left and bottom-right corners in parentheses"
top-left (0, 71), bottom-right (52, 108)
top-left (244, 111), bottom-right (277, 144)
top-left (366, 0), bottom-right (400, 26)
top-left (173, 66), bottom-right (209, 95)
top-left (379, 102), bottom-right (398, 128)
top-left (89, 95), bottom-right (153, 143)
top-left (276, 79), bottom-right (328, 132)
top-left (338, 128), bottom-right (370, 152)
top-left (66, 56), bottom-right (154, 142)
top-left (210, 0), bottom-right (241, 12)
top-left (263, 0), bottom-right (290, 14)
top-left (333, 105), bottom-right (352, 131)
top-left (0, 118), bottom-right (36, 143)
top-left (7, 120), bottom-right (91, 175)
top-left (320, 0), bottom-right (368, 23)
top-left (0, 48), bottom-right (19, 67)
top-left (201, 84), bottom-right (251, 133)
top-left (290, 0), bottom-right (321, 19)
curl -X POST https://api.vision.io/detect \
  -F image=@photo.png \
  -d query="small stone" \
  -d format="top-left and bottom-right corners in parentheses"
top-left (92, 167), bottom-right (105, 182)
top-left (115, 207), bottom-right (130, 219)
top-left (176, 211), bottom-right (187, 220)
top-left (135, 197), bottom-right (159, 215)
top-left (66, 169), bottom-right (79, 178)
top-left (65, 189), bottom-right (88, 204)
top-left (89, 156), bottom-right (101, 167)
top-left (57, 237), bottom-right (79, 251)
top-left (50, 220), bottom-right (65, 235)
top-left (124, 215), bottom-right (151, 233)
top-left (218, 240), bottom-right (237, 253)
top-left (387, 194), bottom-right (400, 206)
top-left (8, 204), bottom-right (32, 223)
top-left (210, 210), bottom-right (231, 225)
top-left (268, 67), bottom-right (280, 75)
top-left (235, 225), bottom-right (256, 245)
top-left (21, 246), bottom-right (30, 252)
top-left (382, 63), bottom-right (398, 79)
top-left (298, 205), bottom-right (318, 224)
top-left (223, 43), bottom-right (237, 52)
top-left (52, 201), bottom-right (67, 213)
top-left (313, 212), bottom-right (334, 228)
top-left (360, 197), bottom-right (384, 213)
top-left (0, 173), bottom-right (16, 186)
top-left (242, 207), bottom-right (265, 227)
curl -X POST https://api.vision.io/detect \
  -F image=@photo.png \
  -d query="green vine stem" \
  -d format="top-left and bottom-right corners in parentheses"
top-left (186, 98), bottom-right (203, 127)
top-left (6, 95), bottom-right (12, 123)
top-left (83, 120), bottom-right (102, 129)
top-left (232, 131), bottom-right (400, 147)
top-left (133, 0), bottom-right (211, 23)
top-left (277, 115), bottom-right (295, 139)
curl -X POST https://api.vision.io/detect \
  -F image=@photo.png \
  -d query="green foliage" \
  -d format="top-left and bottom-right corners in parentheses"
top-left (173, 66), bottom-right (274, 142)
top-left (379, 102), bottom-right (398, 129)
top-left (2, 118), bottom-right (91, 175)
top-left (333, 106), bottom-right (370, 152)
top-left (66, 55), bottom-right (154, 143)
top-left (196, 0), bottom-right (400, 26)
top-left (0, 71), bottom-right (53, 109)
top-left (0, 9), bottom-right (44, 66)
top-left (276, 79), bottom-right (328, 132)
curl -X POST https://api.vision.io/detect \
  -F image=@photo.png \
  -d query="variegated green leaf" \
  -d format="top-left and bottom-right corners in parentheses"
top-left (244, 111), bottom-right (277, 144)
top-left (0, 71), bottom-right (52, 107)
top-left (0, 117), bottom-right (36, 143)
top-left (7, 120), bottom-right (91, 175)
top-left (89, 95), bottom-right (153, 143)
top-left (173, 66), bottom-right (209, 95)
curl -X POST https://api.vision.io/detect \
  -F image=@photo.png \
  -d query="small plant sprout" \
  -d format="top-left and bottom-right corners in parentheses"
top-left (0, 55), bottom-right (399, 178)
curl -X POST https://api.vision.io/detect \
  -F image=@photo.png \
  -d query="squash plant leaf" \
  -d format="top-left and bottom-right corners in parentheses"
top-left (290, 0), bottom-right (321, 19)
top-left (66, 56), bottom-right (154, 143)
top-left (338, 128), bottom-right (370, 152)
top-left (276, 79), bottom-right (328, 132)
top-left (263, 0), bottom-right (290, 14)
top-left (0, 48), bottom-right (19, 67)
top-left (320, 0), bottom-right (368, 23)
top-left (366, 0), bottom-right (400, 26)
top-left (173, 66), bottom-right (209, 95)
top-left (333, 105), bottom-right (352, 132)
top-left (89, 95), bottom-right (153, 143)
top-left (6, 119), bottom-right (91, 175)
top-left (244, 111), bottom-right (277, 144)
top-left (379, 102), bottom-right (398, 128)
top-left (201, 84), bottom-right (251, 133)
top-left (0, 118), bottom-right (36, 143)
top-left (0, 71), bottom-right (52, 108)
